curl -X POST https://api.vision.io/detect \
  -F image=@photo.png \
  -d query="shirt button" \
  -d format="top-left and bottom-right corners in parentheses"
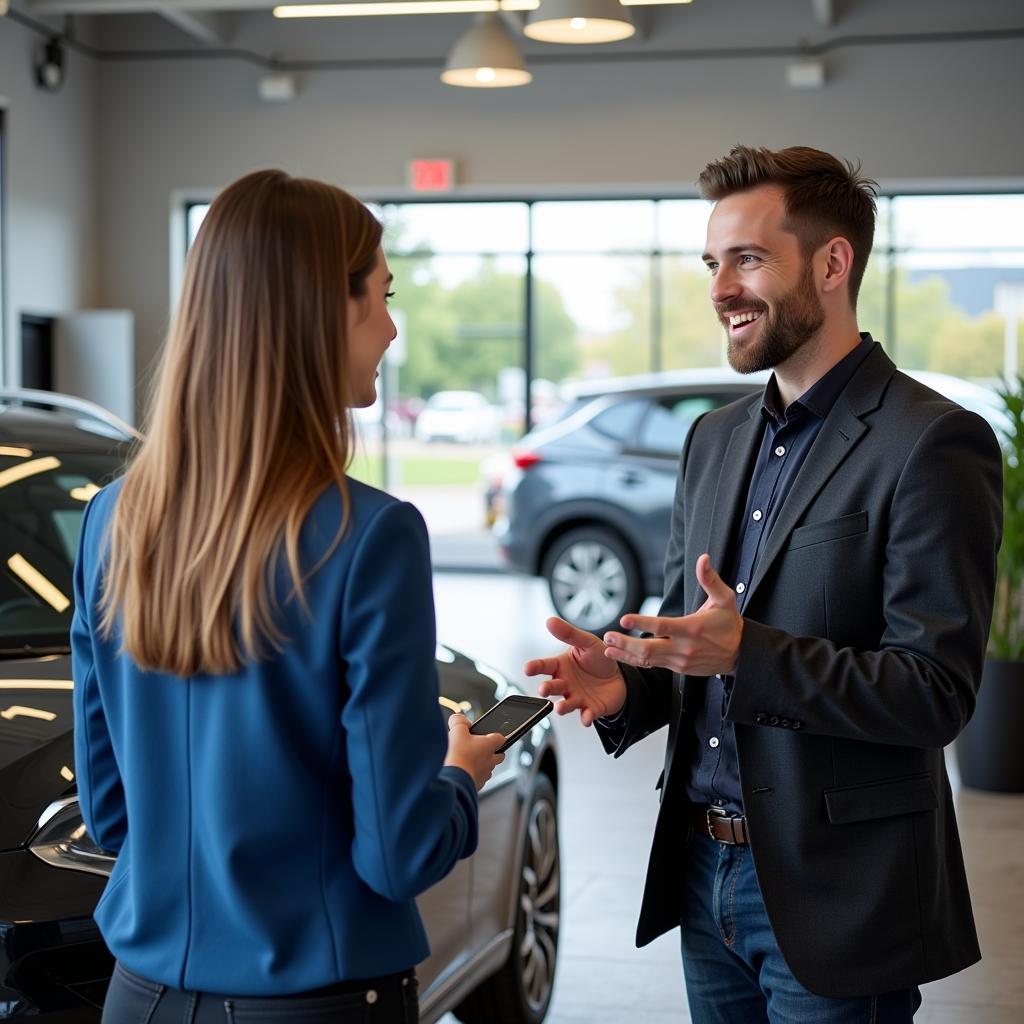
top-left (775, 445), bottom-right (786, 457)
top-left (752, 510), bottom-right (763, 522)
top-left (736, 582), bottom-right (746, 594)
top-left (709, 737), bottom-right (720, 748)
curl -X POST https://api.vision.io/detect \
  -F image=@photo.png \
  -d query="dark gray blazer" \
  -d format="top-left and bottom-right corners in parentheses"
top-left (598, 343), bottom-right (1002, 998)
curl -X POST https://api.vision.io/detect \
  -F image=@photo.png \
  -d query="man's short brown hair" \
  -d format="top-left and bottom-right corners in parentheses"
top-left (697, 145), bottom-right (879, 308)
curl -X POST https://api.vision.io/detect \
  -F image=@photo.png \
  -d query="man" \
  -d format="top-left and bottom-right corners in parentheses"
top-left (525, 145), bottom-right (1002, 1024)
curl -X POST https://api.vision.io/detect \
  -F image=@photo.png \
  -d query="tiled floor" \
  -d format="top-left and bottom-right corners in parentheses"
top-left (433, 572), bottom-right (1024, 1024)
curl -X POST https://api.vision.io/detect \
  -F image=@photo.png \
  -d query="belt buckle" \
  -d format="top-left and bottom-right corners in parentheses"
top-left (706, 806), bottom-right (742, 845)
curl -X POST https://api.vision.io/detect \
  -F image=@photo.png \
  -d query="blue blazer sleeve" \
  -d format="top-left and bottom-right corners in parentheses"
top-left (339, 500), bottom-right (478, 902)
top-left (71, 493), bottom-right (127, 852)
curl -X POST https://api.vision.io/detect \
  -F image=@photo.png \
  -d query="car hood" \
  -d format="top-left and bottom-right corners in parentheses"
top-left (0, 654), bottom-right (76, 851)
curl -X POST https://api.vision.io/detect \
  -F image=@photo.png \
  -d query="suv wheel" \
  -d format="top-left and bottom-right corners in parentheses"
top-left (542, 527), bottom-right (643, 636)
top-left (455, 774), bottom-right (560, 1024)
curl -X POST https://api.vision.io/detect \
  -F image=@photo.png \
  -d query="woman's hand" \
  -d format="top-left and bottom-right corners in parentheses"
top-left (445, 714), bottom-right (506, 790)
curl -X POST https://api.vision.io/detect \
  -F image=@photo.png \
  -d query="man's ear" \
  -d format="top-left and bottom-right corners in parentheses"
top-left (819, 236), bottom-right (855, 296)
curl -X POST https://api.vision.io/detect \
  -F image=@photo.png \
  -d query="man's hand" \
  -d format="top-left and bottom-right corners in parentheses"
top-left (524, 617), bottom-right (627, 727)
top-left (603, 554), bottom-right (744, 676)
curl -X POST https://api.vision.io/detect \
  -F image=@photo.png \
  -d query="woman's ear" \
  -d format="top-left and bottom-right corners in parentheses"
top-left (347, 291), bottom-right (370, 331)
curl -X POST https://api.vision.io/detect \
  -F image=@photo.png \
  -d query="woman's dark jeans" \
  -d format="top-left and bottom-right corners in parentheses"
top-left (102, 961), bottom-right (419, 1024)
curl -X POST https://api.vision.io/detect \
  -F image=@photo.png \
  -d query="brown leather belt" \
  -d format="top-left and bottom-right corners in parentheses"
top-left (690, 807), bottom-right (749, 845)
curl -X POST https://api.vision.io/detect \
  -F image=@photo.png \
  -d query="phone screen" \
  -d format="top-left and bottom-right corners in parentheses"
top-left (469, 696), bottom-right (552, 751)
top-left (473, 698), bottom-right (545, 738)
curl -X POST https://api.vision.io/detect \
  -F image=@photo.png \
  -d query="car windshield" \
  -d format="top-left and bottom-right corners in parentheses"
top-left (0, 449), bottom-right (123, 653)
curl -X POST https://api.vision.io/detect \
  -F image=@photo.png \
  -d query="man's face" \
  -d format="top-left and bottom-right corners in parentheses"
top-left (703, 185), bottom-right (825, 374)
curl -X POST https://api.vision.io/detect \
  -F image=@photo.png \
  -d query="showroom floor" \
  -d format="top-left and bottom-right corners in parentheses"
top-left (432, 572), bottom-right (1024, 1024)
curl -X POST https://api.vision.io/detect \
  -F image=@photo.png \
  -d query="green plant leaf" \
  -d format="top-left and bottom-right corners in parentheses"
top-left (989, 376), bottom-right (1024, 660)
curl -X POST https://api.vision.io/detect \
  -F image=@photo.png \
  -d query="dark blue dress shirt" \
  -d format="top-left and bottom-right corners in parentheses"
top-left (684, 334), bottom-right (877, 813)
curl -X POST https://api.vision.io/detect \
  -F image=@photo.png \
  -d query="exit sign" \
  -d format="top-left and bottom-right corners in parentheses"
top-left (409, 159), bottom-right (456, 193)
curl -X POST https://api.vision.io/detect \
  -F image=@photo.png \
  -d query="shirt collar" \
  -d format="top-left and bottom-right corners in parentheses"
top-left (762, 334), bottom-right (876, 426)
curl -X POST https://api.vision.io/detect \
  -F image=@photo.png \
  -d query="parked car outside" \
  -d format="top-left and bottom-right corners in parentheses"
top-left (495, 365), bottom-right (1007, 637)
top-left (0, 390), bottom-right (559, 1024)
top-left (352, 395), bottom-right (415, 440)
top-left (415, 391), bottom-right (499, 445)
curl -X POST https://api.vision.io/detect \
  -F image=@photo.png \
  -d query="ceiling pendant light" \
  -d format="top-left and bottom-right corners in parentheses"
top-left (524, 0), bottom-right (633, 44)
top-left (442, 12), bottom-right (533, 87)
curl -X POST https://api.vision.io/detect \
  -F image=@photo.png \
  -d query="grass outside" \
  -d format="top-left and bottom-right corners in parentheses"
top-left (348, 452), bottom-right (483, 488)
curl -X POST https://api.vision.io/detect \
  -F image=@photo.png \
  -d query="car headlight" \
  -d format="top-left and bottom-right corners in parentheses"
top-left (28, 797), bottom-right (115, 877)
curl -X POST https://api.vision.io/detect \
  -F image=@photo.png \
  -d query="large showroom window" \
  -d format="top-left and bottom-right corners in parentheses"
top-left (184, 190), bottom-right (1024, 558)
top-left (887, 196), bottom-right (1024, 379)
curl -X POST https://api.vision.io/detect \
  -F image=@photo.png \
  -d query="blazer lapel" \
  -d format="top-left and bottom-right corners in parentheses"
top-left (695, 397), bottom-right (764, 614)
top-left (743, 344), bottom-right (895, 605)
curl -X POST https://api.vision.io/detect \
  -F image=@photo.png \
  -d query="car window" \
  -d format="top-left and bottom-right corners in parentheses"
top-left (588, 399), bottom-right (647, 442)
top-left (0, 450), bottom-right (122, 650)
top-left (635, 394), bottom-right (733, 455)
top-left (543, 397), bottom-right (587, 427)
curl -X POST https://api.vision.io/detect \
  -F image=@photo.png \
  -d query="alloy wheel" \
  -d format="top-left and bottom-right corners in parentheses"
top-left (551, 541), bottom-right (629, 631)
top-left (518, 795), bottom-right (559, 1014)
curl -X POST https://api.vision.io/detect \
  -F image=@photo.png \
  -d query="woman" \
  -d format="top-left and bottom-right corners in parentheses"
top-left (71, 169), bottom-right (505, 1024)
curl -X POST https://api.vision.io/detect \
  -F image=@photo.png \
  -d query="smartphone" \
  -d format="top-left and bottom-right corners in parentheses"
top-left (469, 695), bottom-right (554, 753)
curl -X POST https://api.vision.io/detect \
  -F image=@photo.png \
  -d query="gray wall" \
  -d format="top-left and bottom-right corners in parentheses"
top-left (0, 14), bottom-right (99, 386)
top-left (3, 0), bottom-right (1024, 396)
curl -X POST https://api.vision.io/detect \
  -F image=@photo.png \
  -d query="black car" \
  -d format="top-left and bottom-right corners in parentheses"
top-left (496, 366), bottom-right (1005, 637)
top-left (0, 390), bottom-right (559, 1023)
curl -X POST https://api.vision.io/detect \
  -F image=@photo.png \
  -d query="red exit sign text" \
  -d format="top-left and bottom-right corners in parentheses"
top-left (409, 159), bottom-right (456, 193)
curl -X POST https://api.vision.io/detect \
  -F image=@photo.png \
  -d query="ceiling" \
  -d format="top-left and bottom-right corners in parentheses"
top-left (16, 0), bottom-right (838, 48)
top-left (6, 0), bottom-right (1023, 76)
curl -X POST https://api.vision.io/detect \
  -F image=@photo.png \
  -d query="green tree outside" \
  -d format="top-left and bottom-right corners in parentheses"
top-left (388, 255), bottom-right (578, 401)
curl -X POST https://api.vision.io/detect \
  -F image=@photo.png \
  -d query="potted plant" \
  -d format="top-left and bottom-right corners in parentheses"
top-left (956, 376), bottom-right (1024, 792)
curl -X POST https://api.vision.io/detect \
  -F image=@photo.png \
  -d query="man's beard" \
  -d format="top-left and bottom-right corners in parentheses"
top-left (723, 263), bottom-right (825, 374)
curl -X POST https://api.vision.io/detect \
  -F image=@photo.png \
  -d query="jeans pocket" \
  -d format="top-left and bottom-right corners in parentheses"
top-left (102, 964), bottom-right (165, 1024)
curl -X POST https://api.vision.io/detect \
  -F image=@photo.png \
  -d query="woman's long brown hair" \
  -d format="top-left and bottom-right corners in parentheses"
top-left (100, 170), bottom-right (382, 676)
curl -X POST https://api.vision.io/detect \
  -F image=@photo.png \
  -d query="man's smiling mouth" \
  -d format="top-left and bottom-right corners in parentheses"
top-left (728, 311), bottom-right (763, 328)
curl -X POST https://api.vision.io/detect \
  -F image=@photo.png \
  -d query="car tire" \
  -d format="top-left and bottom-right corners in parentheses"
top-left (454, 774), bottom-right (560, 1024)
top-left (541, 526), bottom-right (644, 637)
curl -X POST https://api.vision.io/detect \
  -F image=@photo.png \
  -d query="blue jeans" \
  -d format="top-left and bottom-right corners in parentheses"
top-left (679, 831), bottom-right (922, 1024)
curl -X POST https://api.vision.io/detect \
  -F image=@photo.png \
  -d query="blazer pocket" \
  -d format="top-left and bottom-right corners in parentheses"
top-left (824, 773), bottom-right (937, 825)
top-left (787, 510), bottom-right (868, 551)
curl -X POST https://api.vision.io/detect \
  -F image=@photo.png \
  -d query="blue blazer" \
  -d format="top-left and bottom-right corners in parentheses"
top-left (72, 477), bottom-right (478, 995)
